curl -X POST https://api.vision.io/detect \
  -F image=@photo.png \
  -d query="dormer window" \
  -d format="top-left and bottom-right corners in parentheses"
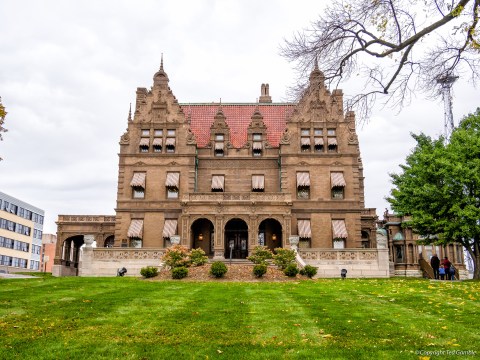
top-left (215, 134), bottom-right (224, 157)
top-left (252, 133), bottom-right (262, 156)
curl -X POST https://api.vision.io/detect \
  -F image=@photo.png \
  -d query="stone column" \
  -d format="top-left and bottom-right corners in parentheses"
top-left (213, 215), bottom-right (225, 260)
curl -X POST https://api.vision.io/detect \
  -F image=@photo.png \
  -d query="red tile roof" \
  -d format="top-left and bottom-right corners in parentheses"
top-left (180, 104), bottom-right (295, 148)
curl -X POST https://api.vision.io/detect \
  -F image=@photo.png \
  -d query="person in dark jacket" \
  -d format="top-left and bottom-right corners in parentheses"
top-left (430, 254), bottom-right (440, 279)
top-left (442, 257), bottom-right (452, 280)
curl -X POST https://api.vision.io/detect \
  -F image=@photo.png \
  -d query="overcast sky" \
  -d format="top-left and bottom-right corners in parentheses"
top-left (0, 0), bottom-right (478, 234)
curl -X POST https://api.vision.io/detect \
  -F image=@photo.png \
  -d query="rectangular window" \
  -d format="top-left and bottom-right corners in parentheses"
top-left (130, 172), bottom-right (146, 199)
top-left (19, 208), bottom-right (24, 218)
top-left (2, 201), bottom-right (9, 211)
top-left (215, 134), bottom-right (224, 141)
top-left (253, 133), bottom-right (262, 141)
top-left (327, 129), bottom-right (336, 136)
top-left (167, 129), bottom-right (176, 136)
top-left (165, 137), bottom-right (176, 153)
top-left (296, 172), bottom-right (310, 199)
top-left (166, 172), bottom-right (180, 199)
top-left (314, 128), bottom-right (323, 136)
top-left (301, 129), bottom-right (310, 136)
top-left (10, 204), bottom-right (18, 214)
top-left (332, 188), bottom-right (344, 199)
top-left (167, 188), bottom-right (179, 199)
top-left (211, 175), bottom-right (225, 193)
top-left (133, 189), bottom-right (145, 199)
top-left (154, 129), bottom-right (163, 136)
top-left (141, 129), bottom-right (150, 137)
top-left (301, 137), bottom-right (311, 152)
top-left (252, 175), bottom-right (265, 192)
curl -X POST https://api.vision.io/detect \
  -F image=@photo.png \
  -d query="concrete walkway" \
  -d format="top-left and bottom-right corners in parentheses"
top-left (0, 273), bottom-right (38, 279)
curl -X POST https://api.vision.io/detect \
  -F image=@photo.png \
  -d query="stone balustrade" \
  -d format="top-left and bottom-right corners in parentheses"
top-left (182, 192), bottom-right (292, 203)
top-left (57, 215), bottom-right (116, 223)
top-left (299, 248), bottom-right (379, 261)
top-left (92, 248), bottom-right (166, 260)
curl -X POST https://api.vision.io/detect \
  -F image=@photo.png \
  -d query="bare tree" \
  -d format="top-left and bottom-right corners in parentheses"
top-left (281, 0), bottom-right (480, 120)
top-left (0, 97), bottom-right (7, 161)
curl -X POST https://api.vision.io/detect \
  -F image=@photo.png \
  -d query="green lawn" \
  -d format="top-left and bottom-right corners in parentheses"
top-left (0, 276), bottom-right (479, 360)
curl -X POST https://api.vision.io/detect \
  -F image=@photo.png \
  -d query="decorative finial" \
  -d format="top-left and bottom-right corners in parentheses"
top-left (160, 53), bottom-right (164, 71)
top-left (314, 56), bottom-right (319, 71)
top-left (128, 103), bottom-right (132, 122)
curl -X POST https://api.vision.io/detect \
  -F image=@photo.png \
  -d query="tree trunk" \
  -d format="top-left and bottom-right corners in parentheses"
top-left (474, 255), bottom-right (480, 280)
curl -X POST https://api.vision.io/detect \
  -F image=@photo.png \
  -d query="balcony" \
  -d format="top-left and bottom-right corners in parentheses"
top-left (57, 215), bottom-right (116, 223)
top-left (182, 192), bottom-right (292, 204)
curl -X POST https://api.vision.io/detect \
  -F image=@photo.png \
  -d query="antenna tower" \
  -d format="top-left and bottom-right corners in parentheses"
top-left (436, 74), bottom-right (458, 139)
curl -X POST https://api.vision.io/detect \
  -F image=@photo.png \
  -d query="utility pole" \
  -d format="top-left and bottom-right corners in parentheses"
top-left (436, 74), bottom-right (458, 140)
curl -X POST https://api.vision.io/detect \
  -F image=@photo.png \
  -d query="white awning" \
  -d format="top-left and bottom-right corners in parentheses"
top-left (296, 172), bottom-right (310, 187)
top-left (252, 175), bottom-right (265, 190)
top-left (314, 137), bottom-right (324, 146)
top-left (330, 172), bottom-right (346, 188)
top-left (153, 138), bottom-right (163, 147)
top-left (253, 142), bottom-right (262, 150)
top-left (127, 219), bottom-right (144, 238)
top-left (211, 175), bottom-right (225, 190)
top-left (165, 137), bottom-right (176, 146)
top-left (215, 142), bottom-right (224, 150)
top-left (327, 137), bottom-right (337, 146)
top-left (332, 220), bottom-right (348, 239)
top-left (139, 138), bottom-right (150, 147)
top-left (130, 173), bottom-right (146, 188)
top-left (163, 219), bottom-right (177, 238)
top-left (298, 219), bottom-right (311, 238)
top-left (301, 137), bottom-right (310, 146)
top-left (165, 172), bottom-right (180, 188)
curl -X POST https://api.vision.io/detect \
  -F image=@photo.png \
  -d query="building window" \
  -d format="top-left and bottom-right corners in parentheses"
top-left (296, 172), bottom-right (310, 199)
top-left (141, 129), bottom-right (150, 137)
top-left (9, 204), bottom-right (18, 214)
top-left (327, 128), bottom-right (336, 136)
top-left (2, 201), bottom-right (9, 211)
top-left (252, 175), bottom-right (265, 192)
top-left (166, 137), bottom-right (176, 153)
top-left (314, 137), bottom-right (324, 152)
top-left (153, 138), bottom-right (162, 153)
top-left (211, 175), bottom-right (225, 192)
top-left (331, 172), bottom-right (346, 199)
top-left (332, 188), bottom-right (344, 199)
top-left (327, 137), bottom-right (338, 153)
top-left (139, 138), bottom-right (149, 153)
top-left (301, 128), bottom-right (310, 136)
top-left (166, 172), bottom-right (180, 199)
top-left (215, 134), bottom-right (225, 157)
top-left (154, 129), bottom-right (163, 136)
top-left (301, 137), bottom-right (311, 152)
top-left (167, 129), bottom-right (176, 137)
top-left (314, 128), bottom-right (323, 136)
top-left (130, 172), bottom-right (146, 199)
top-left (252, 134), bottom-right (262, 157)
top-left (298, 219), bottom-right (311, 248)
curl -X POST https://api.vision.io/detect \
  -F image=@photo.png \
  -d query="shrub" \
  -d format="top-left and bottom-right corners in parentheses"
top-left (273, 248), bottom-right (296, 270)
top-left (189, 248), bottom-right (208, 266)
top-left (284, 263), bottom-right (299, 277)
top-left (172, 266), bottom-right (189, 279)
top-left (253, 264), bottom-right (268, 278)
top-left (247, 246), bottom-right (273, 265)
top-left (299, 265), bottom-right (318, 278)
top-left (162, 245), bottom-right (190, 268)
top-left (140, 266), bottom-right (158, 278)
top-left (210, 261), bottom-right (228, 278)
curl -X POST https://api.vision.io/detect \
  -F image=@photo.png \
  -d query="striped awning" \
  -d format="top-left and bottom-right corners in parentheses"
top-left (153, 138), bottom-right (162, 146)
top-left (298, 219), bottom-right (312, 238)
top-left (139, 138), bottom-right (150, 147)
top-left (130, 172), bottom-right (146, 188)
top-left (301, 137), bottom-right (310, 146)
top-left (211, 175), bottom-right (225, 190)
top-left (127, 219), bottom-right (144, 238)
top-left (327, 137), bottom-right (337, 146)
top-left (332, 220), bottom-right (348, 239)
top-left (215, 142), bottom-right (224, 150)
top-left (165, 172), bottom-right (180, 188)
top-left (331, 172), bottom-right (346, 188)
top-left (314, 137), bottom-right (324, 145)
top-left (163, 219), bottom-right (177, 238)
top-left (296, 172), bottom-right (310, 187)
top-left (252, 175), bottom-right (265, 190)
top-left (253, 142), bottom-right (262, 150)
top-left (165, 137), bottom-right (176, 146)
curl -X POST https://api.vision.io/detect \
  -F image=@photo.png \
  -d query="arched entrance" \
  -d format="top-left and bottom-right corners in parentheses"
top-left (61, 235), bottom-right (84, 267)
top-left (258, 218), bottom-right (282, 252)
top-left (104, 235), bottom-right (115, 248)
top-left (224, 218), bottom-right (248, 259)
top-left (191, 218), bottom-right (214, 256)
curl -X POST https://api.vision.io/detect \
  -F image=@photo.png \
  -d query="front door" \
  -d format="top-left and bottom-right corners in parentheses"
top-left (225, 233), bottom-right (248, 259)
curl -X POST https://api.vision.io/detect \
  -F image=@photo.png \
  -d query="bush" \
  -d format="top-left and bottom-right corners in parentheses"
top-left (284, 263), bottom-right (299, 277)
top-left (140, 266), bottom-right (158, 278)
top-left (273, 248), bottom-right (296, 270)
top-left (162, 245), bottom-right (190, 268)
top-left (247, 246), bottom-right (273, 265)
top-left (253, 264), bottom-right (268, 278)
top-left (299, 265), bottom-right (318, 278)
top-left (189, 248), bottom-right (208, 266)
top-left (210, 261), bottom-right (228, 278)
top-left (171, 266), bottom-right (189, 279)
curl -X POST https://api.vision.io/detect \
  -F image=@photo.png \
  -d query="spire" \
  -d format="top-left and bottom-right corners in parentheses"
top-left (128, 103), bottom-right (132, 122)
top-left (160, 53), bottom-right (164, 71)
top-left (309, 56), bottom-right (325, 88)
top-left (153, 53), bottom-right (169, 86)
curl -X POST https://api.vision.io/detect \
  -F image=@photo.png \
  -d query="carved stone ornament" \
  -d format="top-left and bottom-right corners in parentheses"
top-left (280, 128), bottom-right (291, 145)
top-left (186, 127), bottom-right (196, 145)
top-left (120, 131), bottom-right (130, 145)
top-left (331, 161), bottom-right (343, 166)
top-left (133, 161), bottom-right (147, 166)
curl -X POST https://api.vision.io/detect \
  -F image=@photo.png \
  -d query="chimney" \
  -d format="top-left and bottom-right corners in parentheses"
top-left (259, 83), bottom-right (272, 103)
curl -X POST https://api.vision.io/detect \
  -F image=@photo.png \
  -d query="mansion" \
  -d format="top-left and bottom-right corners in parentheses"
top-left (53, 59), bottom-right (383, 277)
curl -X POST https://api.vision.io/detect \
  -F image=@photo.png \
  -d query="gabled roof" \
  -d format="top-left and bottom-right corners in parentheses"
top-left (180, 103), bottom-right (295, 148)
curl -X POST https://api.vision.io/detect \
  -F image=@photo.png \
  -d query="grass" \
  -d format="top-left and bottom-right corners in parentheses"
top-left (0, 276), bottom-right (479, 360)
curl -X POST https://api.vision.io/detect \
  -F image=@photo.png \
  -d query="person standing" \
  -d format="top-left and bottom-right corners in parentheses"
top-left (442, 256), bottom-right (452, 280)
top-left (430, 254), bottom-right (440, 279)
top-left (439, 265), bottom-right (446, 280)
